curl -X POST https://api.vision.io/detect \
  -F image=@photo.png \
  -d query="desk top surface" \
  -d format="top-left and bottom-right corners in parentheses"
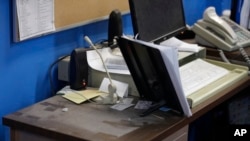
top-left (3, 77), bottom-right (250, 141)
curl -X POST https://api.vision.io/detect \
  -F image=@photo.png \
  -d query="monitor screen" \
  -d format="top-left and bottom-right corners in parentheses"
top-left (118, 36), bottom-right (184, 116)
top-left (128, 0), bottom-right (186, 44)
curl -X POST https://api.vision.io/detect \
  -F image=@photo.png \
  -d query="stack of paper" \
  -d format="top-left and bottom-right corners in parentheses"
top-left (58, 86), bottom-right (101, 104)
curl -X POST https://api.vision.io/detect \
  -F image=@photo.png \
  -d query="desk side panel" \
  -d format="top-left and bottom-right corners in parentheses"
top-left (11, 128), bottom-right (56, 141)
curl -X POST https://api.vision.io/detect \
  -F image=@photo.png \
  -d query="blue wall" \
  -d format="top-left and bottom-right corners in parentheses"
top-left (183, 0), bottom-right (232, 25)
top-left (0, 0), bottom-right (231, 141)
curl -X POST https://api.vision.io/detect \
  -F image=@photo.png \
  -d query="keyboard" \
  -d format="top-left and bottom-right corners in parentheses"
top-left (179, 59), bottom-right (230, 96)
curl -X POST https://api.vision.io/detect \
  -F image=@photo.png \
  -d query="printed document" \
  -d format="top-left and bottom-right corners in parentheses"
top-left (16, 0), bottom-right (55, 41)
top-left (87, 48), bottom-right (130, 75)
top-left (179, 58), bottom-right (229, 96)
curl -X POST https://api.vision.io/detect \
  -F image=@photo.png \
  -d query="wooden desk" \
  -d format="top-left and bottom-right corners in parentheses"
top-left (3, 77), bottom-right (250, 141)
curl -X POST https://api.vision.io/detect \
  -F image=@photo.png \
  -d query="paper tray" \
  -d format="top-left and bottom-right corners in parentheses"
top-left (187, 59), bottom-right (249, 108)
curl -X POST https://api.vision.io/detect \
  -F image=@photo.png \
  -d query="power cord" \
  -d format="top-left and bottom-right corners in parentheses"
top-left (218, 48), bottom-right (250, 75)
top-left (84, 35), bottom-right (119, 104)
top-left (239, 47), bottom-right (250, 65)
top-left (218, 49), bottom-right (230, 63)
top-left (49, 55), bottom-right (70, 95)
top-left (239, 47), bottom-right (250, 75)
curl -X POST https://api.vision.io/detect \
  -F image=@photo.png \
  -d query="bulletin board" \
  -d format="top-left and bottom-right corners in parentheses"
top-left (14, 0), bottom-right (130, 41)
top-left (55, 0), bottom-right (130, 30)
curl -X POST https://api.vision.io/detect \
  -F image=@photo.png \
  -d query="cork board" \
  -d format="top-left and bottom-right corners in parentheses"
top-left (14, 0), bottom-right (129, 41)
top-left (55, 0), bottom-right (129, 30)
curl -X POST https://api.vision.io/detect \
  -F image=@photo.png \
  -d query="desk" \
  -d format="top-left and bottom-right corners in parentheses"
top-left (206, 47), bottom-right (250, 68)
top-left (184, 39), bottom-right (250, 67)
top-left (3, 76), bottom-right (250, 141)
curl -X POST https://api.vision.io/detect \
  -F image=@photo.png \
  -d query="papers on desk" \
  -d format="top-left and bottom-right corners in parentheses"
top-left (58, 86), bottom-right (101, 104)
top-left (16, 0), bottom-right (55, 41)
top-left (160, 37), bottom-right (200, 52)
top-left (87, 48), bottom-right (130, 75)
top-left (179, 58), bottom-right (230, 97)
top-left (58, 76), bottom-right (129, 104)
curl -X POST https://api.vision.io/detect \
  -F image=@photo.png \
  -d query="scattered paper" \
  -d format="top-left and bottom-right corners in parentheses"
top-left (160, 37), bottom-right (200, 52)
top-left (59, 86), bottom-right (100, 104)
top-left (87, 48), bottom-right (130, 74)
top-left (110, 98), bottom-right (135, 111)
top-left (134, 100), bottom-right (152, 110)
top-left (110, 103), bottom-right (134, 111)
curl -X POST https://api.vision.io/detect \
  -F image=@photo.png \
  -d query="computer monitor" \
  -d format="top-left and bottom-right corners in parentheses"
top-left (118, 36), bottom-right (185, 117)
top-left (128, 0), bottom-right (187, 44)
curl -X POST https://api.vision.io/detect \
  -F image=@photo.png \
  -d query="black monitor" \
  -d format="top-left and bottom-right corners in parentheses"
top-left (118, 36), bottom-right (185, 117)
top-left (128, 0), bottom-right (187, 44)
top-left (230, 0), bottom-right (240, 23)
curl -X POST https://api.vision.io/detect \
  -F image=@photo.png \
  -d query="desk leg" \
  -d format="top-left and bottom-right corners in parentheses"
top-left (10, 128), bottom-right (16, 141)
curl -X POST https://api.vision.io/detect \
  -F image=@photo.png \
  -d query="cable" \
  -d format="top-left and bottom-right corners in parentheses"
top-left (134, 33), bottom-right (139, 39)
top-left (49, 55), bottom-right (70, 95)
top-left (239, 47), bottom-right (250, 75)
top-left (84, 36), bottom-right (113, 85)
top-left (218, 49), bottom-right (230, 64)
top-left (239, 47), bottom-right (250, 65)
top-left (218, 48), bottom-right (250, 75)
top-left (84, 36), bottom-right (118, 104)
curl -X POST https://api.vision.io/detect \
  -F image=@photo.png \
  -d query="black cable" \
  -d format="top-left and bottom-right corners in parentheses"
top-left (49, 38), bottom-right (112, 96)
top-left (49, 55), bottom-right (70, 95)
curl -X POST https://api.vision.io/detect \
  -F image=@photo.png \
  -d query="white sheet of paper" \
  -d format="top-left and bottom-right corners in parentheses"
top-left (99, 77), bottom-right (129, 98)
top-left (160, 37), bottom-right (200, 52)
top-left (110, 103), bottom-right (134, 111)
top-left (87, 48), bottom-right (130, 75)
top-left (134, 100), bottom-right (152, 110)
top-left (16, 0), bottom-right (55, 40)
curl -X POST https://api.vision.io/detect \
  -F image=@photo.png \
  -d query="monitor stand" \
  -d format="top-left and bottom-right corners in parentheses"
top-left (139, 100), bottom-right (166, 117)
